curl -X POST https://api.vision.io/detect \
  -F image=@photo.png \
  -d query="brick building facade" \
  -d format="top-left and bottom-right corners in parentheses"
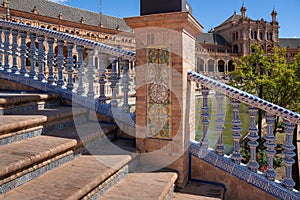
top-left (0, 0), bottom-right (299, 79)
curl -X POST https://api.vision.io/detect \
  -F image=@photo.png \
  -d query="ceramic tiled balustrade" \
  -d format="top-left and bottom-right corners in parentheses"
top-left (0, 19), bottom-right (299, 200)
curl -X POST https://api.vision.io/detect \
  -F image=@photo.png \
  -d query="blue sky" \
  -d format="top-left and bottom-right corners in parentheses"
top-left (50, 0), bottom-right (300, 38)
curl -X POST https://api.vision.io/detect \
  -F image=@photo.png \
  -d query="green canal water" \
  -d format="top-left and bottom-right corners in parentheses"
top-left (195, 94), bottom-right (250, 155)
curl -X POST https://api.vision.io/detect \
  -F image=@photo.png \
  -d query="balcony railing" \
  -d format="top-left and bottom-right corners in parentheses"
top-left (188, 70), bottom-right (300, 199)
top-left (0, 19), bottom-right (136, 126)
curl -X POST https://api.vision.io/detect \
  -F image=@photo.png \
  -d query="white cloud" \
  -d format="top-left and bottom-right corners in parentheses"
top-left (48, 0), bottom-right (69, 3)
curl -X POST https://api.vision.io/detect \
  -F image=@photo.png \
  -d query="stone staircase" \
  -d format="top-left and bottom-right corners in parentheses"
top-left (0, 90), bottom-right (225, 200)
top-left (0, 90), bottom-right (179, 200)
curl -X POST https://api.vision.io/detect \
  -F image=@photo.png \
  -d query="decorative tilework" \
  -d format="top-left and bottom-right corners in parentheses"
top-left (0, 128), bottom-right (42, 146)
top-left (189, 142), bottom-right (300, 200)
top-left (147, 48), bottom-right (172, 139)
top-left (0, 153), bottom-right (75, 194)
top-left (86, 165), bottom-right (129, 200)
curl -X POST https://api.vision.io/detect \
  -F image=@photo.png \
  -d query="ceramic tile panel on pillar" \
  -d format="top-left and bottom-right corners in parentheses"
top-left (125, 11), bottom-right (203, 188)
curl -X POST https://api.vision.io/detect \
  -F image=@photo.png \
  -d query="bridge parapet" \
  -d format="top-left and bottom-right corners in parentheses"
top-left (188, 71), bottom-right (300, 199)
top-left (0, 11), bottom-right (299, 199)
top-left (0, 19), bottom-right (136, 126)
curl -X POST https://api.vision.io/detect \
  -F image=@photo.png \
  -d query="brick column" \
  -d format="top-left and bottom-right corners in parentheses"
top-left (125, 12), bottom-right (203, 187)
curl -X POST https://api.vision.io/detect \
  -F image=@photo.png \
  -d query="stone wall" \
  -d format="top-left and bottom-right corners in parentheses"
top-left (191, 156), bottom-right (278, 200)
top-left (0, 78), bottom-right (38, 91)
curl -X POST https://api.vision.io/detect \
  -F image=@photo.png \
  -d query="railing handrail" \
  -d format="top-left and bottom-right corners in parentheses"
top-left (0, 20), bottom-right (136, 61)
top-left (188, 70), bottom-right (300, 125)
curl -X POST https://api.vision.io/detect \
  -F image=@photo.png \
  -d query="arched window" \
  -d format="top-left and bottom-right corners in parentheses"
top-left (259, 31), bottom-right (263, 40)
top-left (208, 60), bottom-right (214, 72)
top-left (233, 45), bottom-right (239, 54)
top-left (197, 58), bottom-right (204, 72)
top-left (254, 31), bottom-right (258, 39)
top-left (218, 60), bottom-right (225, 72)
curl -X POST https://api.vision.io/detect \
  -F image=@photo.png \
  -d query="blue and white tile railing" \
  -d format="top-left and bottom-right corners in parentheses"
top-left (0, 19), bottom-right (136, 126)
top-left (1, 18), bottom-right (299, 198)
top-left (188, 70), bottom-right (300, 199)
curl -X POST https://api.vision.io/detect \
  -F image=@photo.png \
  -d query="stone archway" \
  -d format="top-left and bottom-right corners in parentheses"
top-left (197, 58), bottom-right (204, 73)
top-left (218, 60), bottom-right (225, 72)
top-left (208, 59), bottom-right (214, 72)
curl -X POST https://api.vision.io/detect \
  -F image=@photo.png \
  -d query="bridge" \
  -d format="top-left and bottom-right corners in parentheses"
top-left (0, 3), bottom-right (299, 200)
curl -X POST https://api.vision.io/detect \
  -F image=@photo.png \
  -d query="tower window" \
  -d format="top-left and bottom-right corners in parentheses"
top-left (270, 33), bottom-right (273, 41)
top-left (259, 32), bottom-right (263, 40)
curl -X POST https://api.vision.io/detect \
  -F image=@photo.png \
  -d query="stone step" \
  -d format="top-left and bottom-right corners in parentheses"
top-left (0, 121), bottom-right (117, 194)
top-left (0, 135), bottom-right (77, 194)
top-left (0, 141), bottom-right (138, 200)
top-left (172, 193), bottom-right (220, 200)
top-left (172, 181), bottom-right (225, 200)
top-left (98, 172), bottom-right (178, 200)
top-left (0, 106), bottom-right (88, 145)
top-left (0, 92), bottom-right (62, 115)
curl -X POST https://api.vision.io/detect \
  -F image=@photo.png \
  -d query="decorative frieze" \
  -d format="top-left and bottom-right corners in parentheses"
top-left (147, 48), bottom-right (171, 139)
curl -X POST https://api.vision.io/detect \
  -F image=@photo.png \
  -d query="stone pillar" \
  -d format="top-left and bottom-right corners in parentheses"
top-left (125, 12), bottom-right (202, 187)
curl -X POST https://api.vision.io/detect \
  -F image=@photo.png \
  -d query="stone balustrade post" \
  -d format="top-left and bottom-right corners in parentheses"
top-left (121, 59), bottom-right (130, 113)
top-left (0, 28), bottom-right (3, 70)
top-left (125, 11), bottom-right (202, 188)
top-left (11, 29), bottom-right (19, 74)
top-left (56, 40), bottom-right (65, 88)
top-left (37, 35), bottom-right (46, 81)
top-left (230, 99), bottom-right (242, 164)
top-left (29, 33), bottom-right (37, 79)
top-left (66, 42), bottom-right (74, 91)
top-left (247, 106), bottom-right (260, 173)
top-left (282, 121), bottom-right (296, 190)
top-left (264, 113), bottom-right (277, 181)
top-left (98, 53), bottom-right (107, 103)
top-left (86, 49), bottom-right (95, 98)
top-left (200, 86), bottom-right (210, 155)
top-left (3, 28), bottom-right (11, 72)
top-left (47, 38), bottom-right (55, 85)
top-left (76, 45), bottom-right (85, 95)
top-left (19, 31), bottom-right (28, 76)
top-left (109, 56), bottom-right (118, 107)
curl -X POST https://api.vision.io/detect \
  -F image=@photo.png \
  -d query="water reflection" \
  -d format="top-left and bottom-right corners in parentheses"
top-left (195, 93), bottom-right (250, 155)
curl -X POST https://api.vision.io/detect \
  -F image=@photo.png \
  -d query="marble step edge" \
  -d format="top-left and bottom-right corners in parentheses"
top-left (0, 100), bottom-right (62, 115)
top-left (83, 154), bottom-right (140, 200)
top-left (97, 171), bottom-right (178, 200)
top-left (0, 126), bottom-right (43, 147)
top-left (0, 124), bottom-right (117, 195)
top-left (0, 113), bottom-right (88, 146)
top-left (0, 106), bottom-right (88, 135)
top-left (0, 93), bottom-right (61, 107)
top-left (0, 107), bottom-right (89, 145)
top-left (0, 150), bottom-right (76, 194)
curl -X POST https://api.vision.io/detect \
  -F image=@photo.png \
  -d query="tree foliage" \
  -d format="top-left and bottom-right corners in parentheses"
top-left (230, 43), bottom-right (300, 133)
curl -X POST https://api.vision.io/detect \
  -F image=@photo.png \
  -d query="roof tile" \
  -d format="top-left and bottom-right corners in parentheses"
top-left (0, 0), bottom-right (132, 32)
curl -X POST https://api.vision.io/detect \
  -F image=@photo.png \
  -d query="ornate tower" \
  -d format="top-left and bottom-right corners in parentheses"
top-left (240, 3), bottom-right (247, 18)
top-left (271, 8), bottom-right (277, 24)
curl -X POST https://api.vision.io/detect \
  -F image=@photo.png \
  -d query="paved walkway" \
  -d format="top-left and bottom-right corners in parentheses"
top-left (172, 181), bottom-right (224, 200)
